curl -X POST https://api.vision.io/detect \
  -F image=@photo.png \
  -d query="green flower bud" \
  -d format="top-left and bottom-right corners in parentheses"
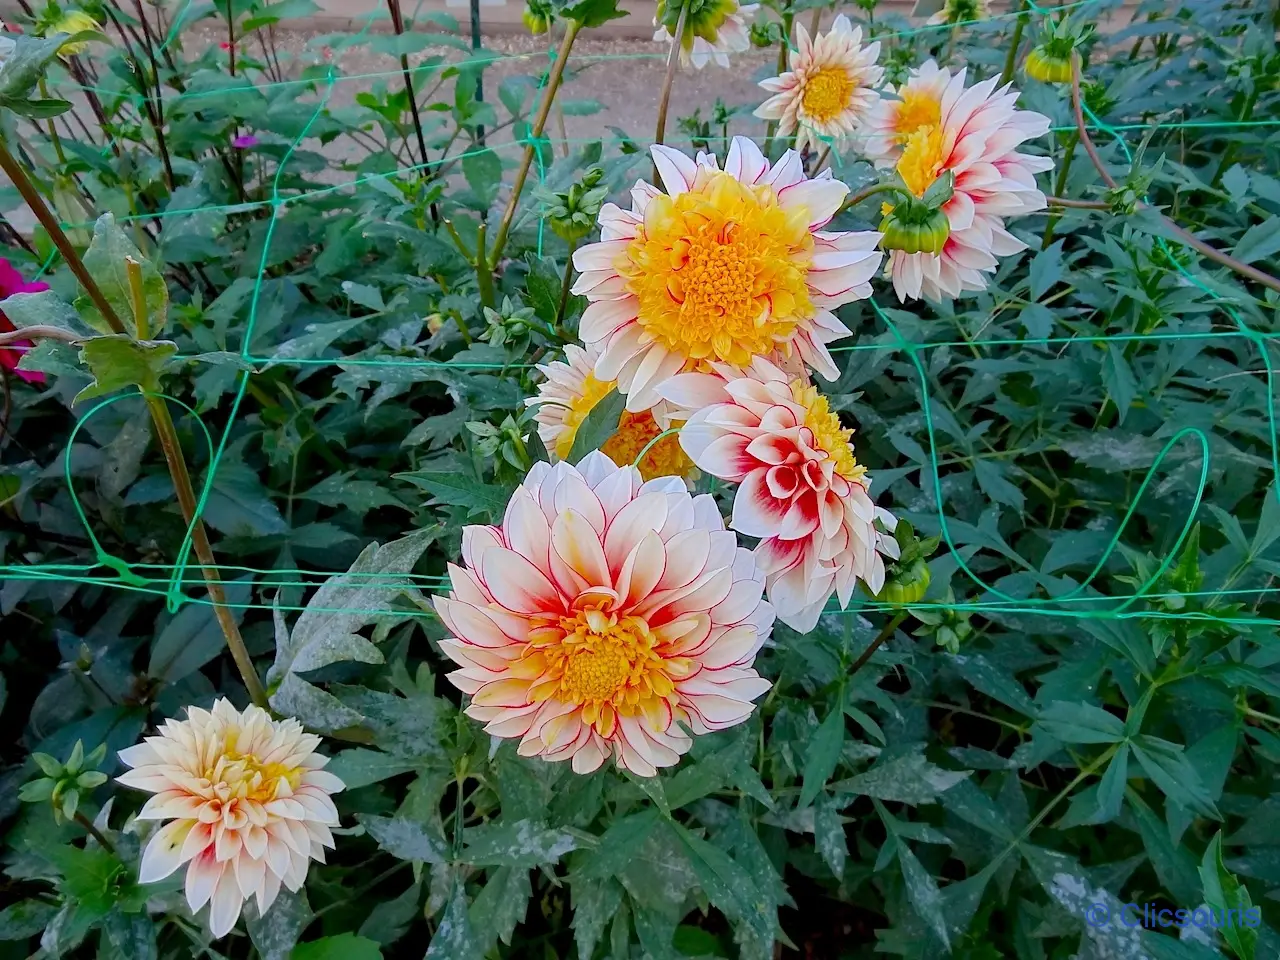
top-left (880, 206), bottom-right (950, 255)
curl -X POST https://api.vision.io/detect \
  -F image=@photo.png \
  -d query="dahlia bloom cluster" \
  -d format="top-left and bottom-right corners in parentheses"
top-left (747, 19), bottom-right (1052, 303)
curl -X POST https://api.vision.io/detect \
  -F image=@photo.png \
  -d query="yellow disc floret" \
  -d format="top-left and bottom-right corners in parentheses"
top-left (207, 730), bottom-right (304, 803)
top-left (619, 170), bottom-right (815, 367)
top-left (897, 124), bottom-right (947, 197)
top-left (801, 66), bottom-right (855, 123)
top-left (892, 89), bottom-right (942, 143)
top-left (524, 609), bottom-right (693, 737)
top-left (790, 379), bottom-right (865, 483)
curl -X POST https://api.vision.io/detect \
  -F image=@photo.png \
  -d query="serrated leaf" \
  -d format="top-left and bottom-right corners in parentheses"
top-left (461, 819), bottom-right (577, 867)
top-left (1029, 239), bottom-right (1064, 299)
top-left (467, 866), bottom-right (530, 949)
top-left (566, 389), bottom-right (624, 465)
top-left (75, 214), bottom-right (168, 336)
top-left (0, 900), bottom-right (58, 940)
top-left (359, 814), bottom-right (449, 864)
top-left (799, 705), bottom-right (845, 808)
top-left (1131, 735), bottom-right (1221, 820)
top-left (74, 336), bottom-right (178, 403)
top-left (897, 842), bottom-right (950, 949)
top-left (325, 749), bottom-right (416, 790)
top-left (424, 884), bottom-right (481, 960)
top-left (341, 280), bottom-right (384, 312)
top-left (462, 147), bottom-right (502, 208)
top-left (831, 749), bottom-right (969, 805)
top-left (572, 878), bottom-right (623, 960)
top-left (1232, 216), bottom-right (1280, 265)
top-left (395, 470), bottom-right (511, 516)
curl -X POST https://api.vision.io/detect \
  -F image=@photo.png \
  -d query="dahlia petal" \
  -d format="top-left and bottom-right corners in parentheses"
top-left (208, 867), bottom-right (245, 938)
top-left (479, 547), bottom-right (562, 615)
top-left (650, 145), bottom-right (698, 196)
top-left (185, 848), bottom-right (221, 913)
top-left (140, 820), bottom-right (195, 883)
top-left (725, 136), bottom-right (768, 185)
top-left (579, 296), bottom-right (638, 344)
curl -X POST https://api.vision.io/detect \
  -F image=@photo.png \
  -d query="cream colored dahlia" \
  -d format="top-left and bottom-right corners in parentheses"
top-left (434, 452), bottom-right (774, 776)
top-left (860, 62), bottom-right (1053, 301)
top-left (572, 136), bottom-right (882, 413)
top-left (117, 700), bottom-right (343, 938)
top-left (754, 16), bottom-right (883, 154)
top-left (524, 342), bottom-right (695, 482)
top-left (926, 0), bottom-right (990, 26)
top-left (658, 358), bottom-right (898, 632)
top-left (653, 0), bottom-right (757, 69)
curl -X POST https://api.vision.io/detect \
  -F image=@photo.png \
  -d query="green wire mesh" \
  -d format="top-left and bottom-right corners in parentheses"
top-left (4, 0), bottom-right (1277, 627)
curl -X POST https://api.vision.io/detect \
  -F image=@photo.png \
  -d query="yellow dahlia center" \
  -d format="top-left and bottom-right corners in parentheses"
top-left (619, 171), bottom-right (815, 367)
top-left (601, 411), bottom-right (695, 481)
top-left (800, 66), bottom-right (855, 123)
top-left (209, 738), bottom-right (303, 801)
top-left (897, 124), bottom-right (947, 197)
top-left (791, 379), bottom-right (865, 482)
top-left (556, 372), bottom-right (617, 460)
top-left (893, 90), bottom-right (942, 143)
top-left (527, 608), bottom-right (692, 735)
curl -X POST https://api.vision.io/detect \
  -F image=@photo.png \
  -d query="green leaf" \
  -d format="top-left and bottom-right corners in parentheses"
top-left (359, 813), bottom-right (449, 863)
top-left (897, 842), bottom-right (950, 949)
top-left (813, 795), bottom-right (848, 878)
top-left (1131, 735), bottom-right (1221, 820)
top-left (0, 900), bottom-right (57, 940)
top-left (76, 214), bottom-right (168, 337)
top-left (799, 705), bottom-right (845, 808)
top-left (148, 579), bottom-right (251, 682)
top-left (1034, 700), bottom-right (1126, 744)
top-left (341, 281), bottom-right (384, 312)
top-left (566, 389), bottom-right (625, 465)
top-left (467, 866), bottom-right (530, 950)
top-left (325, 749), bottom-right (416, 790)
top-left (1029, 239), bottom-right (1065, 299)
top-left (1232, 215), bottom-right (1280, 265)
top-left (1199, 832), bottom-right (1258, 960)
top-left (461, 819), bottom-right (577, 867)
top-left (74, 336), bottom-right (178, 403)
top-left (4, 96), bottom-right (72, 118)
top-left (357, 881), bottom-right (420, 947)
top-left (674, 824), bottom-right (776, 951)
top-left (292, 933), bottom-right (383, 960)
top-left (558, 0), bottom-right (627, 27)
top-left (1094, 743), bottom-right (1129, 823)
top-left (395, 470), bottom-right (511, 516)
top-left (0, 289), bottom-right (97, 338)
top-left (0, 34), bottom-right (77, 101)
top-left (424, 884), bottom-right (482, 960)
top-left (831, 749), bottom-right (969, 805)
top-left (572, 877), bottom-right (623, 960)
top-left (462, 147), bottom-right (502, 208)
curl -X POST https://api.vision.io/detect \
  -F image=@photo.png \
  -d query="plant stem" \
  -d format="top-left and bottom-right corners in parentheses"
top-left (1040, 131), bottom-right (1078, 249)
top-left (130, 0), bottom-right (176, 191)
top-left (124, 260), bottom-right (268, 709)
top-left (761, 12), bottom-right (793, 160)
top-left (652, 1), bottom-right (689, 184)
top-left (1068, 59), bottom-right (1280, 297)
top-left (74, 811), bottom-right (114, 852)
top-left (38, 79), bottom-right (67, 165)
top-left (808, 4), bottom-right (822, 36)
top-left (847, 611), bottom-right (907, 679)
top-left (474, 222), bottom-right (495, 309)
top-left (385, 0), bottom-right (431, 172)
top-left (488, 19), bottom-right (582, 268)
top-left (0, 325), bottom-right (80, 347)
top-left (999, 0), bottom-right (1028, 87)
top-left (0, 139), bottom-right (126, 336)
top-left (839, 180), bottom-right (913, 213)
top-left (555, 237), bottom-right (577, 333)
top-left (1045, 195), bottom-right (1106, 209)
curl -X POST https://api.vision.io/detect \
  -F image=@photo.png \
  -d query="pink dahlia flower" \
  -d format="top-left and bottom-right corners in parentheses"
top-left (117, 700), bottom-right (344, 938)
top-left (659, 358), bottom-right (898, 632)
top-left (571, 136), bottom-right (882, 413)
top-left (0, 258), bottom-right (49, 384)
top-left (859, 61), bottom-right (1053, 301)
top-left (434, 452), bottom-right (774, 777)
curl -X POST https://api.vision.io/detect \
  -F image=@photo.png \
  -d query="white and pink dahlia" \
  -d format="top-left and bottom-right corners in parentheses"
top-left (860, 61), bottom-right (1053, 301)
top-left (433, 452), bottom-right (774, 777)
top-left (659, 358), bottom-right (898, 632)
top-left (754, 16), bottom-right (883, 154)
top-left (117, 700), bottom-right (343, 938)
top-left (572, 136), bottom-right (881, 413)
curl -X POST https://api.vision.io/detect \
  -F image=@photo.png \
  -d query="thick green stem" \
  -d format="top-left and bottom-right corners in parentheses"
top-left (999, 0), bottom-right (1029, 87)
top-left (761, 12), bottom-right (793, 160)
top-left (38, 79), bottom-right (67, 165)
top-left (1041, 132), bottom-right (1078, 249)
top-left (488, 19), bottom-right (582, 268)
top-left (555, 237), bottom-right (577, 333)
top-left (474, 222), bottom-right (495, 309)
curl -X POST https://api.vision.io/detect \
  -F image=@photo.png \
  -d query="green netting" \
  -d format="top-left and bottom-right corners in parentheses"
top-left (3, 0), bottom-right (1275, 627)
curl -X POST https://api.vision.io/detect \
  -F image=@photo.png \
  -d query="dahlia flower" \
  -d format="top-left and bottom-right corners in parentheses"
top-left (434, 452), bottom-right (774, 777)
top-left (926, 0), bottom-right (990, 26)
top-left (525, 342), bottom-right (695, 482)
top-left (118, 700), bottom-right (343, 938)
top-left (653, 0), bottom-right (757, 69)
top-left (754, 16), bottom-right (883, 155)
top-left (658, 358), bottom-right (898, 632)
top-left (572, 136), bottom-right (881, 413)
top-left (860, 62), bottom-right (1052, 302)
top-left (0, 259), bottom-right (49, 385)
top-left (49, 10), bottom-right (100, 55)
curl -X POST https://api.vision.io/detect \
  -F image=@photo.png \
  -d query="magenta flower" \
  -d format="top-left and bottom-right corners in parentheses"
top-left (232, 134), bottom-right (259, 149)
top-left (0, 258), bottom-right (48, 385)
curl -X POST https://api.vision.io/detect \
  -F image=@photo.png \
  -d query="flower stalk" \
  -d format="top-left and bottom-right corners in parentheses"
top-left (487, 19), bottom-right (583, 269)
top-left (652, 0), bottom-right (689, 183)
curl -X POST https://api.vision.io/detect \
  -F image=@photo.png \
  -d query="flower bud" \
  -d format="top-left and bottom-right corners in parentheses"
top-left (880, 205), bottom-right (950, 255)
top-left (1025, 45), bottom-right (1076, 84)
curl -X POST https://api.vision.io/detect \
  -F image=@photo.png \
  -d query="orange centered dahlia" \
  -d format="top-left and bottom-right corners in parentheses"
top-left (572, 137), bottom-right (882, 413)
top-left (525, 342), bottom-right (695, 482)
top-left (860, 61), bottom-right (1053, 301)
top-left (117, 700), bottom-right (343, 938)
top-left (659, 358), bottom-right (898, 632)
top-left (754, 16), bottom-right (883, 154)
top-left (434, 452), bottom-right (774, 776)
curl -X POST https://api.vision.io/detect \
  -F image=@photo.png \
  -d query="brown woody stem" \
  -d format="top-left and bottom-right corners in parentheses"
top-left (652, 0), bottom-right (689, 184)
